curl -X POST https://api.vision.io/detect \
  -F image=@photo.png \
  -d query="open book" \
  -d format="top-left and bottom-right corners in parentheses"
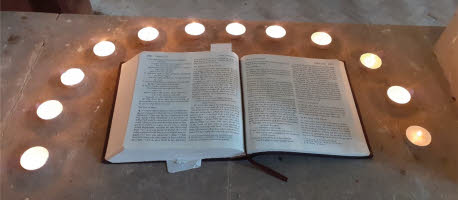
top-left (105, 51), bottom-right (370, 164)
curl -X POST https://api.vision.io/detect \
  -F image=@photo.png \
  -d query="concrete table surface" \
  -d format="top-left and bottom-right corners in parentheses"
top-left (1, 12), bottom-right (457, 200)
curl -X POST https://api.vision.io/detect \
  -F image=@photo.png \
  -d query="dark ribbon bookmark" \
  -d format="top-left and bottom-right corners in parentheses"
top-left (247, 157), bottom-right (288, 182)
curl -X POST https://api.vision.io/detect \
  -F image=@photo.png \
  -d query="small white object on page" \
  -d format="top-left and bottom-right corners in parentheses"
top-left (210, 43), bottom-right (232, 52)
top-left (166, 159), bottom-right (202, 173)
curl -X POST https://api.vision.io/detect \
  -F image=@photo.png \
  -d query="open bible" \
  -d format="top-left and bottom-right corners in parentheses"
top-left (105, 51), bottom-right (370, 165)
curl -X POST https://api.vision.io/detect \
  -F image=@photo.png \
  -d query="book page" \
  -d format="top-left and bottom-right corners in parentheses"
top-left (241, 54), bottom-right (370, 157)
top-left (121, 51), bottom-right (244, 161)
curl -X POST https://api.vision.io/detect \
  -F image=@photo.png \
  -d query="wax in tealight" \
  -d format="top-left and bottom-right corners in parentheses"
top-left (20, 146), bottom-right (49, 170)
top-left (36, 100), bottom-right (63, 120)
top-left (137, 27), bottom-right (159, 41)
top-left (266, 25), bottom-right (286, 39)
top-left (60, 68), bottom-right (85, 86)
top-left (406, 126), bottom-right (431, 146)
top-left (93, 41), bottom-right (115, 57)
top-left (311, 32), bottom-right (332, 46)
top-left (185, 22), bottom-right (205, 36)
top-left (360, 53), bottom-right (382, 69)
top-left (387, 86), bottom-right (411, 104)
top-left (226, 22), bottom-right (246, 36)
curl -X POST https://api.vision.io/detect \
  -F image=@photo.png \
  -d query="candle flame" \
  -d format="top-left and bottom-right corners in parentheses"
top-left (360, 53), bottom-right (382, 69)
top-left (311, 32), bottom-right (332, 46)
top-left (226, 22), bottom-right (246, 36)
top-left (93, 41), bottom-right (115, 57)
top-left (366, 54), bottom-right (376, 66)
top-left (266, 25), bottom-right (286, 38)
top-left (416, 130), bottom-right (423, 137)
top-left (387, 86), bottom-right (411, 104)
top-left (406, 126), bottom-right (431, 147)
top-left (185, 22), bottom-right (205, 36)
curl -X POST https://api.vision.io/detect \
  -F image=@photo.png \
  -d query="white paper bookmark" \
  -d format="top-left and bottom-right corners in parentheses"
top-left (210, 43), bottom-right (232, 52)
top-left (166, 159), bottom-right (202, 173)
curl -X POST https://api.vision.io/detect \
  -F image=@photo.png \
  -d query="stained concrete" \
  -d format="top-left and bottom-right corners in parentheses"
top-left (2, 12), bottom-right (458, 200)
top-left (90, 0), bottom-right (458, 26)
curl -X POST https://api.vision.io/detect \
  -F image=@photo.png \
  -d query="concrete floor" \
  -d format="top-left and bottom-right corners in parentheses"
top-left (3, 11), bottom-right (458, 200)
top-left (90, 0), bottom-right (457, 26)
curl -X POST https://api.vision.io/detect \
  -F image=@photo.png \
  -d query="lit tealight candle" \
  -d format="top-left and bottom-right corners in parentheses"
top-left (311, 32), bottom-right (332, 46)
top-left (137, 27), bottom-right (159, 41)
top-left (360, 53), bottom-right (382, 69)
top-left (20, 146), bottom-right (49, 170)
top-left (185, 22), bottom-right (205, 36)
top-left (93, 41), bottom-right (115, 57)
top-left (226, 22), bottom-right (246, 36)
top-left (387, 86), bottom-right (411, 104)
top-left (266, 25), bottom-right (286, 39)
top-left (406, 126), bottom-right (432, 146)
top-left (36, 100), bottom-right (63, 120)
top-left (60, 68), bottom-right (85, 86)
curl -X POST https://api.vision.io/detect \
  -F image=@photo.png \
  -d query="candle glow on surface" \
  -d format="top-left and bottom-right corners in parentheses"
top-left (311, 32), bottom-right (332, 46)
top-left (137, 27), bottom-right (159, 41)
top-left (185, 22), bottom-right (205, 36)
top-left (226, 22), bottom-right (246, 36)
top-left (360, 53), bottom-right (382, 69)
top-left (60, 68), bottom-right (85, 86)
top-left (20, 146), bottom-right (49, 170)
top-left (93, 41), bottom-right (115, 57)
top-left (387, 86), bottom-right (411, 104)
top-left (266, 25), bottom-right (286, 38)
top-left (36, 100), bottom-right (63, 120)
top-left (406, 126), bottom-right (432, 146)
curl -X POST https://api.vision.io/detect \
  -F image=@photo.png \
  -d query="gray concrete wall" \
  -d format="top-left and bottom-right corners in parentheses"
top-left (90, 0), bottom-right (458, 26)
